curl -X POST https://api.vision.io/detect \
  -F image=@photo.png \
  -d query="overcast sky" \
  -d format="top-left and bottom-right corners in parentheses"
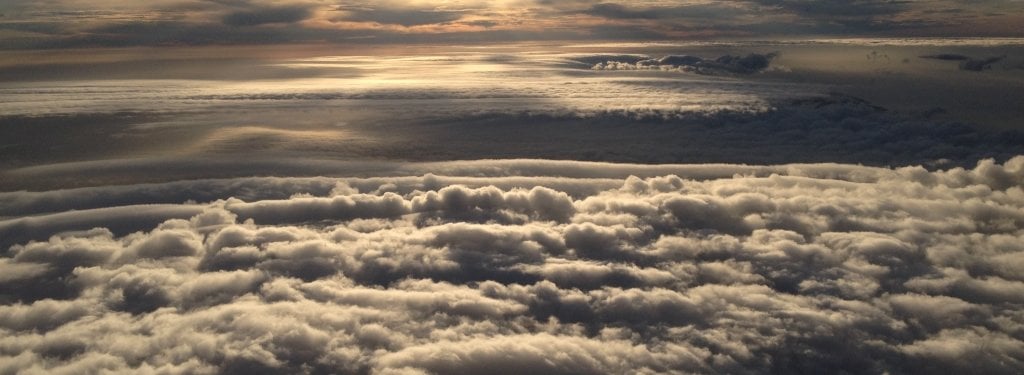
top-left (2, 0), bottom-right (1024, 48)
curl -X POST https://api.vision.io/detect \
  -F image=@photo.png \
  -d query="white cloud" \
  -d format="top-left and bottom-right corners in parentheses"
top-left (1, 156), bottom-right (1024, 373)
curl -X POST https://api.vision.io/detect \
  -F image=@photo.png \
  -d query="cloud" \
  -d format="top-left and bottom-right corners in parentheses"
top-left (586, 52), bottom-right (779, 74)
top-left (583, 2), bottom-right (742, 21)
top-left (2, 156), bottom-right (1024, 373)
top-left (920, 53), bottom-right (1009, 71)
top-left (3, 46), bottom-right (1023, 187)
top-left (375, 333), bottom-right (710, 374)
top-left (222, 6), bottom-right (314, 27)
top-left (6, 90), bottom-right (1021, 193)
top-left (959, 55), bottom-right (1007, 71)
top-left (919, 53), bottom-right (971, 61)
top-left (2, 0), bottom-right (1022, 49)
top-left (334, 7), bottom-right (465, 26)
top-left (462, 20), bottom-right (498, 28)
top-left (747, 0), bottom-right (910, 17)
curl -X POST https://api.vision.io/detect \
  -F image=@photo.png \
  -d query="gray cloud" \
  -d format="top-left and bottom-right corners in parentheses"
top-left (920, 53), bottom-right (971, 60)
top-left (920, 53), bottom-right (1009, 71)
top-left (5, 91), bottom-right (1021, 193)
top-left (221, 5), bottom-right (313, 27)
top-left (959, 55), bottom-right (1007, 71)
top-left (584, 2), bottom-right (742, 20)
top-left (335, 7), bottom-right (465, 26)
top-left (746, 0), bottom-right (911, 17)
top-left (2, 156), bottom-right (1024, 373)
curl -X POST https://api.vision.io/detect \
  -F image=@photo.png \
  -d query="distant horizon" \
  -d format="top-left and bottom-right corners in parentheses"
top-left (3, 0), bottom-right (1024, 50)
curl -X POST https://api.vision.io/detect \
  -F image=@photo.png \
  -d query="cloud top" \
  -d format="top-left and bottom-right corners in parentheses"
top-left (2, 157), bottom-right (1024, 373)
top-left (588, 52), bottom-right (779, 74)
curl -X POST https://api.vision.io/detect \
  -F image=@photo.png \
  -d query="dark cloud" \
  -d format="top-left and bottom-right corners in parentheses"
top-left (222, 5), bottom-right (314, 27)
top-left (748, 0), bottom-right (910, 17)
top-left (335, 7), bottom-right (464, 26)
top-left (462, 20), bottom-right (498, 28)
top-left (43, 21), bottom-right (330, 48)
top-left (585, 3), bottom-right (666, 19)
top-left (919, 53), bottom-right (971, 60)
top-left (919, 53), bottom-right (1010, 71)
top-left (584, 2), bottom-right (741, 20)
top-left (731, 0), bottom-right (958, 35)
top-left (960, 55), bottom-right (1006, 71)
top-left (585, 24), bottom-right (672, 40)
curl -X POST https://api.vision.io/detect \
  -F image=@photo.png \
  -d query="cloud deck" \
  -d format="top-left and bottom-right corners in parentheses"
top-left (2, 158), bottom-right (1023, 374)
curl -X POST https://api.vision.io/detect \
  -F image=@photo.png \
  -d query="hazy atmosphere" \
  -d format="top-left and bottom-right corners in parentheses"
top-left (2, 1), bottom-right (1024, 374)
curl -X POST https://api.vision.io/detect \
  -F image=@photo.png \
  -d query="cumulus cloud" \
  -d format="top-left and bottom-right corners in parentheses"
top-left (2, 157), bottom-right (1024, 373)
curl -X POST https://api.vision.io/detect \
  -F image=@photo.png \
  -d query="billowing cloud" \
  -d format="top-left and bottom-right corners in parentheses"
top-left (2, 156), bottom-right (1024, 373)
top-left (1, 4), bottom-right (1023, 373)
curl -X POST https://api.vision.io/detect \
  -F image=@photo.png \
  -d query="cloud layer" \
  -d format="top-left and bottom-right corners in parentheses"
top-left (2, 0), bottom-right (1024, 48)
top-left (587, 53), bottom-right (778, 74)
top-left (2, 157), bottom-right (1024, 374)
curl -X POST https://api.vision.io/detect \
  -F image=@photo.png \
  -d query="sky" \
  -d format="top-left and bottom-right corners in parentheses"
top-left (2, 2), bottom-right (1024, 375)
top-left (2, 0), bottom-right (1024, 48)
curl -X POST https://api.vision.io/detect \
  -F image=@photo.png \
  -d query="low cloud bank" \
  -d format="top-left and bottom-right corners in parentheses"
top-left (919, 53), bottom-right (1009, 71)
top-left (584, 53), bottom-right (778, 74)
top-left (5, 94), bottom-right (1022, 192)
top-left (2, 157), bottom-right (1024, 374)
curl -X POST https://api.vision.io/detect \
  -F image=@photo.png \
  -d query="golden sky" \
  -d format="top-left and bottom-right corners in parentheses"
top-left (2, 0), bottom-right (1023, 48)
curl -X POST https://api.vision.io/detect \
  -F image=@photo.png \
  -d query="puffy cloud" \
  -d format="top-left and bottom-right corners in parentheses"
top-left (374, 333), bottom-right (711, 374)
top-left (2, 157), bottom-right (1024, 373)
